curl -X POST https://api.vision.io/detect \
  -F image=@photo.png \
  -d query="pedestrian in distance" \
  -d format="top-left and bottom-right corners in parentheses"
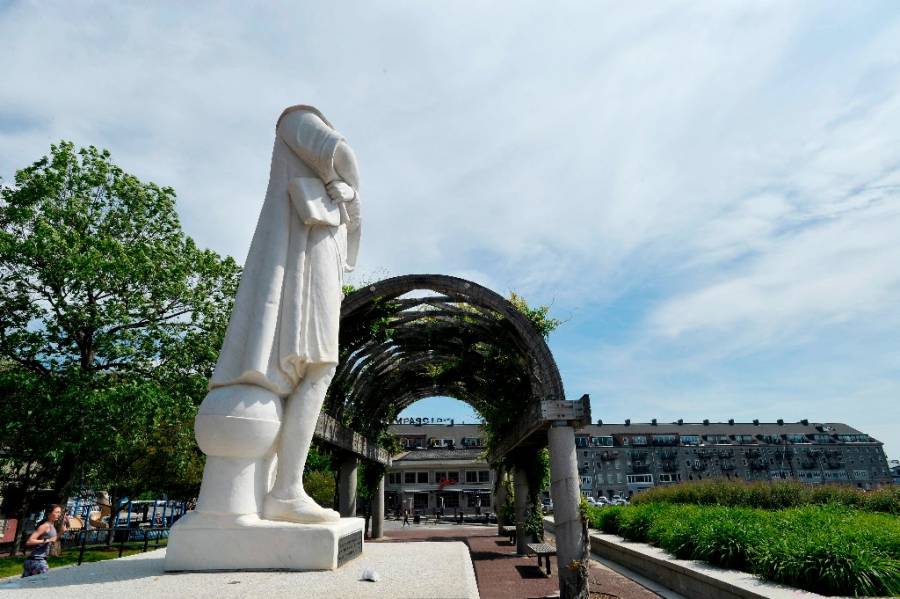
top-left (402, 508), bottom-right (410, 527)
top-left (22, 504), bottom-right (67, 577)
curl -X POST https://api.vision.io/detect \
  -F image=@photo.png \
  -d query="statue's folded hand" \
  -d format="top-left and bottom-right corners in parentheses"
top-left (325, 180), bottom-right (356, 203)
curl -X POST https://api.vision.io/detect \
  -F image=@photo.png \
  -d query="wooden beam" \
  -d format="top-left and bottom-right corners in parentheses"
top-left (487, 395), bottom-right (592, 463)
top-left (314, 413), bottom-right (392, 465)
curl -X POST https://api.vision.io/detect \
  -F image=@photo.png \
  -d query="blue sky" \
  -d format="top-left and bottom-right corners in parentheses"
top-left (1, 1), bottom-right (898, 457)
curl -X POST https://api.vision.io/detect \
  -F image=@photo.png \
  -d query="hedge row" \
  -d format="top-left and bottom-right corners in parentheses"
top-left (588, 503), bottom-right (900, 596)
top-left (629, 480), bottom-right (900, 514)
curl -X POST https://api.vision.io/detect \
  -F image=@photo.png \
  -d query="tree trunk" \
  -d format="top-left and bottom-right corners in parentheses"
top-left (12, 501), bottom-right (29, 557)
top-left (11, 462), bottom-right (34, 557)
top-left (51, 451), bottom-right (78, 505)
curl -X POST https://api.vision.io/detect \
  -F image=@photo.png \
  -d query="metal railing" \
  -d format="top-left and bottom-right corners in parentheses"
top-left (61, 525), bottom-right (171, 565)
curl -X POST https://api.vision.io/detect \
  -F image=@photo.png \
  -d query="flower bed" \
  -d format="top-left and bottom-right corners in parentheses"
top-left (630, 480), bottom-right (899, 514)
top-left (588, 502), bottom-right (900, 596)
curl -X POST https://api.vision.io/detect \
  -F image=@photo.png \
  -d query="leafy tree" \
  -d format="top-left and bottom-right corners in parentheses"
top-left (0, 142), bottom-right (240, 536)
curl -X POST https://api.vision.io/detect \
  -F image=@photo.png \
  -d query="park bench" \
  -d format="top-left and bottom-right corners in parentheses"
top-left (526, 542), bottom-right (557, 576)
top-left (499, 525), bottom-right (516, 544)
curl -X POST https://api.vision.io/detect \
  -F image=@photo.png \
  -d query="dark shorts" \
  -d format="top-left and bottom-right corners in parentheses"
top-left (22, 558), bottom-right (49, 577)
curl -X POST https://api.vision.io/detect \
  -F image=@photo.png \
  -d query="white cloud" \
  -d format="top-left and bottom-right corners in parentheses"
top-left (2, 1), bottom-right (899, 455)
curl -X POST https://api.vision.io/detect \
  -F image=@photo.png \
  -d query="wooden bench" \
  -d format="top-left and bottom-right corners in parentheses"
top-left (499, 525), bottom-right (516, 544)
top-left (526, 542), bottom-right (557, 576)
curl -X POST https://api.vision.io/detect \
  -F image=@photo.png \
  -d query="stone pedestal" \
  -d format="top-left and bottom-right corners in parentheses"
top-left (164, 512), bottom-right (364, 572)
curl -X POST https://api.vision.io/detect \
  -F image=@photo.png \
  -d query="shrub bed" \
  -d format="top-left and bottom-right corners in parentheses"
top-left (629, 480), bottom-right (900, 514)
top-left (587, 502), bottom-right (900, 596)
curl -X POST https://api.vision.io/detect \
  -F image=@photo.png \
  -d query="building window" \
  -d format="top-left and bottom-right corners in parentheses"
top-left (474, 492), bottom-right (491, 507)
top-left (705, 435), bottom-right (731, 444)
top-left (580, 476), bottom-right (592, 488)
top-left (461, 437), bottom-right (483, 447)
top-left (388, 472), bottom-right (402, 484)
top-left (838, 434), bottom-right (870, 443)
top-left (413, 493), bottom-right (428, 509)
top-left (575, 436), bottom-right (589, 448)
top-left (417, 472), bottom-right (428, 484)
top-left (438, 492), bottom-right (459, 508)
top-left (404, 472), bottom-right (416, 484)
top-left (617, 473), bottom-right (623, 484)
top-left (435, 471), bottom-right (459, 484)
top-left (464, 470), bottom-right (490, 484)
top-left (627, 474), bottom-right (653, 484)
top-left (658, 473), bottom-right (680, 483)
top-left (631, 435), bottom-right (648, 446)
top-left (681, 435), bottom-right (701, 446)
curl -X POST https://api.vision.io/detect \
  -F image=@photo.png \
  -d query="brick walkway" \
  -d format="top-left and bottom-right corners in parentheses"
top-left (374, 525), bottom-right (662, 599)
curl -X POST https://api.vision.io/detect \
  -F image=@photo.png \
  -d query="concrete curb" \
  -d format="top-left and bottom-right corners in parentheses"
top-left (543, 517), bottom-right (838, 599)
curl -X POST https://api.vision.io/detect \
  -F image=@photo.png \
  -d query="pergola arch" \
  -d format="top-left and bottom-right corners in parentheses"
top-left (326, 274), bottom-right (566, 441)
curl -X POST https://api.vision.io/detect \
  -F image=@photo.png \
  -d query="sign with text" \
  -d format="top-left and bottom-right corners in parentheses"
top-left (394, 417), bottom-right (455, 425)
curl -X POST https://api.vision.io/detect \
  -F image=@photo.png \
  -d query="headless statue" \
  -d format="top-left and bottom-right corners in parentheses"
top-left (193, 105), bottom-right (361, 524)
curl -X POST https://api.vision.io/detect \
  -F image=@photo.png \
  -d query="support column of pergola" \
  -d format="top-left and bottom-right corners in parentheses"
top-left (490, 395), bottom-right (591, 599)
top-left (493, 464), bottom-right (508, 535)
top-left (338, 455), bottom-right (358, 517)
top-left (513, 465), bottom-right (530, 555)
top-left (549, 422), bottom-right (588, 598)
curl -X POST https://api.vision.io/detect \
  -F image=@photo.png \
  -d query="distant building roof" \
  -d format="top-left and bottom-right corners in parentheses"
top-left (584, 421), bottom-right (872, 438)
top-left (394, 448), bottom-right (484, 462)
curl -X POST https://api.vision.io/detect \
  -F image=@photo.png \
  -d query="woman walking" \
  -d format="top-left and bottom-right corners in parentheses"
top-left (22, 504), bottom-right (66, 577)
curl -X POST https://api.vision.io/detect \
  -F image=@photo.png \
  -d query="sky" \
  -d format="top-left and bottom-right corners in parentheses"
top-left (1, 1), bottom-right (899, 458)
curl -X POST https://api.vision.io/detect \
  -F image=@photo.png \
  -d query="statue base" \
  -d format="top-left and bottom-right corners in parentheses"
top-left (164, 512), bottom-right (364, 572)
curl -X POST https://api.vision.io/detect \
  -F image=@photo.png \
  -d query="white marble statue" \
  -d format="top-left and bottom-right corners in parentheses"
top-left (193, 104), bottom-right (361, 524)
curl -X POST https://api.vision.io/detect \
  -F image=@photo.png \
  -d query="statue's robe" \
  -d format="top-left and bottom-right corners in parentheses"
top-left (210, 106), bottom-right (360, 396)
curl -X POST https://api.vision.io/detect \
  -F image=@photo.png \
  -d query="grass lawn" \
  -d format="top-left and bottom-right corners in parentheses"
top-left (0, 540), bottom-right (168, 579)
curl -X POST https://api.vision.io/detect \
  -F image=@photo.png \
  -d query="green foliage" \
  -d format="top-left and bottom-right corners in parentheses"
top-left (507, 292), bottom-right (561, 339)
top-left (0, 141), bottom-right (240, 504)
top-left (587, 502), bottom-right (900, 596)
top-left (304, 471), bottom-right (336, 509)
top-left (631, 479), bottom-right (900, 514)
top-left (304, 443), bottom-right (334, 476)
top-left (589, 504), bottom-right (623, 534)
